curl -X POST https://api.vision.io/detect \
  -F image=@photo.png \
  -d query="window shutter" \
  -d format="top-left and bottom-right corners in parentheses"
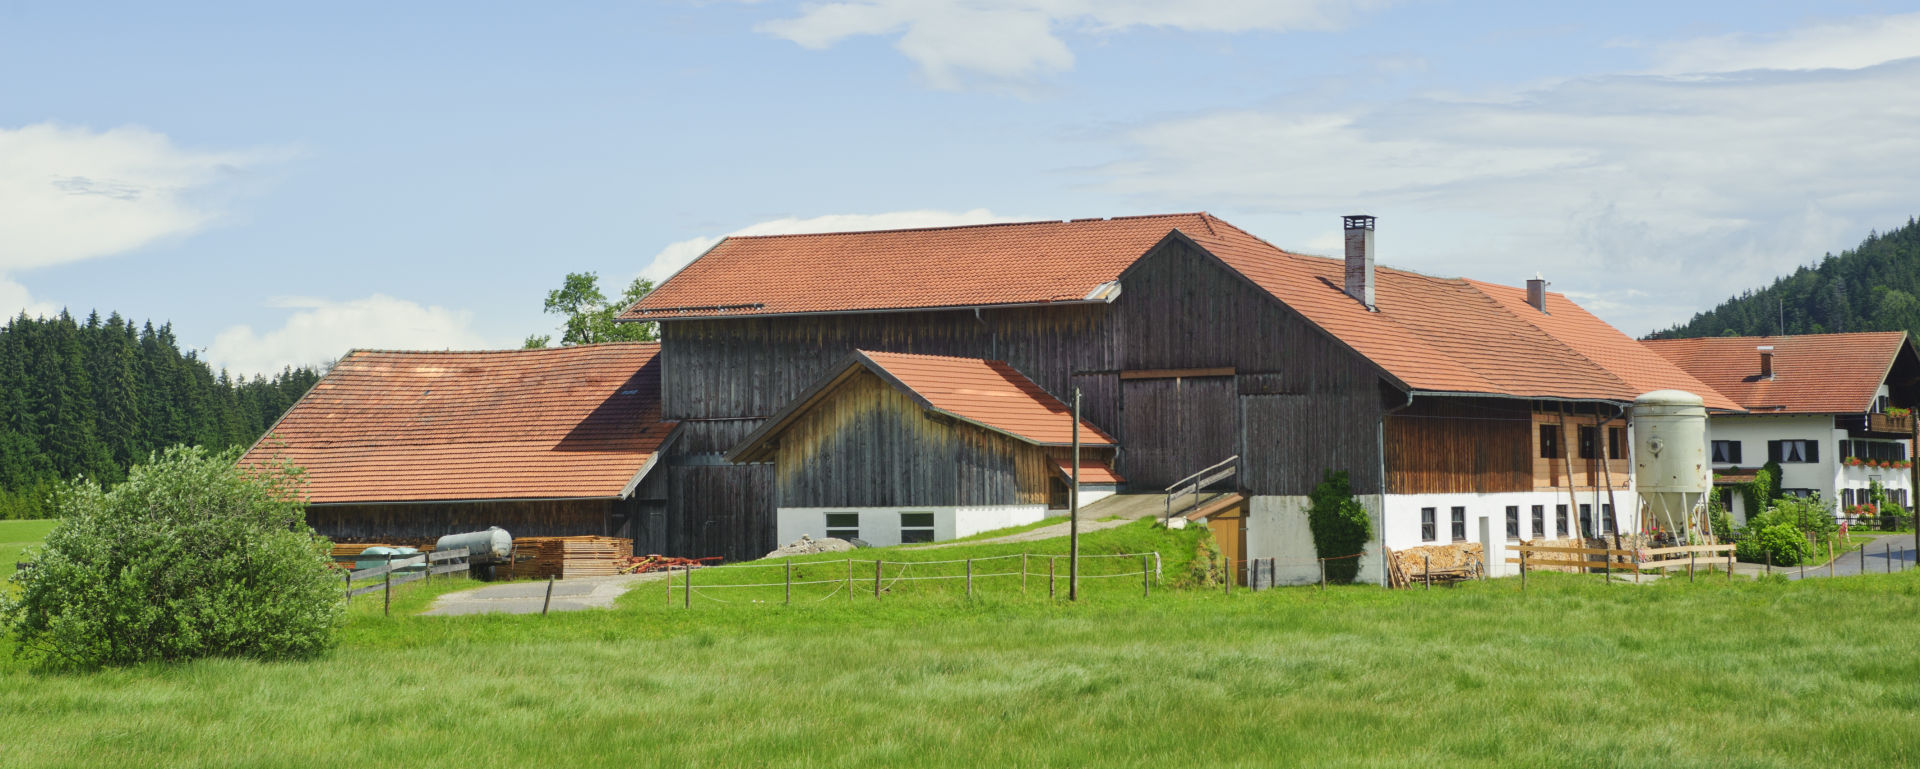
top-left (1768, 440), bottom-right (1782, 463)
top-left (1806, 441), bottom-right (1819, 463)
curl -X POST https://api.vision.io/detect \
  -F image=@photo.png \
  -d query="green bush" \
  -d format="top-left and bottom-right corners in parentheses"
top-left (1182, 527), bottom-right (1224, 588)
top-left (1736, 521), bottom-right (1811, 566)
top-left (1, 446), bottom-right (341, 669)
top-left (1307, 469), bottom-right (1372, 584)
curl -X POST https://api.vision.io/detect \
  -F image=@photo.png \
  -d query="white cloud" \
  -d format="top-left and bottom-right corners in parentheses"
top-left (0, 276), bottom-right (59, 320)
top-left (206, 295), bottom-right (498, 376)
top-left (0, 123), bottom-right (272, 272)
top-left (0, 122), bottom-right (277, 320)
top-left (1643, 11), bottom-right (1920, 74)
top-left (639, 208), bottom-right (1020, 283)
top-left (755, 0), bottom-right (1383, 89)
top-left (1096, 18), bottom-right (1920, 334)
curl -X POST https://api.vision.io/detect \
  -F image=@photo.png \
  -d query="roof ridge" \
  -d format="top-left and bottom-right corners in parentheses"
top-left (347, 342), bottom-right (661, 356)
top-left (1645, 331), bottom-right (1909, 344)
top-left (719, 213), bottom-right (1209, 242)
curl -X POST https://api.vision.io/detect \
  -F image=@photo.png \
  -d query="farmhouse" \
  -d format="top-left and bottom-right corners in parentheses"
top-left (1642, 332), bottom-right (1920, 524)
top-left (239, 344), bottom-right (677, 542)
top-left (624, 213), bottom-right (1739, 583)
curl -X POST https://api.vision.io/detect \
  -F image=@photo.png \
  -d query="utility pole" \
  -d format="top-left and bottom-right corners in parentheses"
top-left (1070, 388), bottom-right (1081, 602)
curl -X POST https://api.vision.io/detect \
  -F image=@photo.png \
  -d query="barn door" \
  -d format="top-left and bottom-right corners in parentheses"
top-left (1119, 375), bottom-right (1238, 488)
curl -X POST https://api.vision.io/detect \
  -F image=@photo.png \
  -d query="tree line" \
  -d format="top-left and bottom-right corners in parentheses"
top-left (1650, 217), bottom-right (1920, 339)
top-left (0, 311), bottom-right (320, 519)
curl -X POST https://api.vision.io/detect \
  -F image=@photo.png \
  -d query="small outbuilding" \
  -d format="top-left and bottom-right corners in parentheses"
top-left (727, 350), bottom-right (1118, 546)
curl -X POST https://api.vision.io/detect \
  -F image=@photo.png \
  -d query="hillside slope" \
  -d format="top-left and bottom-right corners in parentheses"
top-left (1650, 218), bottom-right (1920, 339)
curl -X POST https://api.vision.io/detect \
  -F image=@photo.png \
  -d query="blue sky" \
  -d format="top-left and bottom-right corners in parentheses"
top-left (4, 1), bottom-right (1919, 374)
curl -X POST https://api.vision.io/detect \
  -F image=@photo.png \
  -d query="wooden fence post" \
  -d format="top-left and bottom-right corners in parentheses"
top-left (966, 558), bottom-right (973, 598)
top-left (344, 569), bottom-right (352, 601)
top-left (1520, 548), bottom-right (1527, 591)
top-left (1829, 540), bottom-right (1835, 578)
top-left (1888, 542), bottom-right (1894, 574)
top-left (684, 564), bottom-right (692, 609)
top-left (785, 559), bottom-right (792, 606)
top-left (846, 558), bottom-right (853, 602)
top-left (1048, 557), bottom-right (1056, 599)
top-left (1319, 558), bottom-right (1327, 592)
top-left (542, 575), bottom-right (555, 616)
top-left (1689, 551), bottom-right (1696, 582)
top-left (874, 560), bottom-right (883, 600)
top-left (383, 554), bottom-right (393, 617)
top-left (1022, 553), bottom-right (1028, 594)
top-left (1765, 548), bottom-right (1771, 576)
top-left (1423, 555), bottom-right (1431, 591)
top-left (1143, 555), bottom-right (1151, 598)
top-left (1268, 557), bottom-right (1276, 590)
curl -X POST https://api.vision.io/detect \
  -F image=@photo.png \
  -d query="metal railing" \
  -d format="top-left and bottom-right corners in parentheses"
top-left (1164, 455), bottom-right (1239, 522)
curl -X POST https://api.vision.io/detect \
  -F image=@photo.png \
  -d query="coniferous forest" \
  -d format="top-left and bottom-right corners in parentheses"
top-left (0, 311), bottom-right (320, 519)
top-left (1649, 217), bottom-right (1920, 339)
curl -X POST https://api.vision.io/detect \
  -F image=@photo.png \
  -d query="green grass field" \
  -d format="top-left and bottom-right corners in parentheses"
top-left (0, 519), bottom-right (57, 580)
top-left (4, 520), bottom-right (1919, 768)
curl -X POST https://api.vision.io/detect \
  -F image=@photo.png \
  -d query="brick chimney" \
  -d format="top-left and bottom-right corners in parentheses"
top-left (1343, 215), bottom-right (1376, 311)
top-left (1526, 274), bottom-right (1549, 313)
top-left (1758, 345), bottom-right (1774, 379)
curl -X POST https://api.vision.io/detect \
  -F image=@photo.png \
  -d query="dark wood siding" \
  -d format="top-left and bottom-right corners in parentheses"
top-left (1383, 396), bottom-right (1531, 494)
top-left (661, 304), bottom-right (1117, 422)
top-left (1119, 375), bottom-right (1238, 487)
top-left (771, 370), bottom-right (1056, 508)
top-left (1114, 238), bottom-right (1388, 495)
top-left (308, 499), bottom-right (612, 542)
top-left (663, 464), bottom-right (774, 562)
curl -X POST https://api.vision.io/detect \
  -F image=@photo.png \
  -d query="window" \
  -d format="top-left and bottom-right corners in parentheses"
top-left (1768, 439), bottom-right (1819, 463)
top-left (1556, 504), bottom-right (1569, 537)
top-left (1603, 504), bottom-right (1616, 534)
top-left (1711, 440), bottom-right (1742, 464)
top-left (1608, 427), bottom-right (1625, 460)
top-left (1579, 504), bottom-right (1593, 538)
top-left (1421, 507), bottom-right (1436, 542)
top-left (1842, 488), bottom-right (1854, 507)
top-left (1530, 505), bottom-right (1545, 538)
top-left (1578, 425), bottom-right (1598, 459)
top-left (825, 513), bottom-right (860, 541)
top-left (1539, 424), bottom-right (1561, 459)
top-left (899, 512), bottom-right (935, 543)
top-left (1450, 507), bottom-right (1467, 542)
top-left (1506, 506), bottom-right (1520, 539)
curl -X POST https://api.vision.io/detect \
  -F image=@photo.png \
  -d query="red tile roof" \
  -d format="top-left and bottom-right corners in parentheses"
top-left (1641, 332), bottom-right (1910, 414)
top-left (1053, 458), bottom-right (1125, 484)
top-left (860, 351), bottom-right (1116, 446)
top-left (729, 350), bottom-right (1114, 462)
top-left (240, 344), bottom-right (676, 504)
top-left (623, 214), bottom-right (1201, 319)
top-left (632, 212), bottom-right (1736, 407)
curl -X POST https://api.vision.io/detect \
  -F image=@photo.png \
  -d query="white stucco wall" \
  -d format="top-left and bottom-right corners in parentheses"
top-left (1707, 414), bottom-right (1912, 523)
top-left (777, 505), bottom-right (1048, 547)
top-left (1245, 489), bottom-right (1644, 585)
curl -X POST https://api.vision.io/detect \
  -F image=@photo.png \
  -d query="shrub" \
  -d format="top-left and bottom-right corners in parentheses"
top-left (1183, 528), bottom-right (1224, 588)
top-left (1736, 521), bottom-right (1811, 566)
top-left (1, 446), bottom-right (341, 669)
top-left (1307, 469), bottom-right (1373, 584)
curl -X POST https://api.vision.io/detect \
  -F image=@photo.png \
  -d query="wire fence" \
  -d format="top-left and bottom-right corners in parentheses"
top-left (663, 551), bottom-right (1165, 606)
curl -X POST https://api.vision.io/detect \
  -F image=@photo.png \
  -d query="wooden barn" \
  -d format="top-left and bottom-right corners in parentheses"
top-left (239, 343), bottom-right (678, 543)
top-left (624, 213), bottom-right (1741, 581)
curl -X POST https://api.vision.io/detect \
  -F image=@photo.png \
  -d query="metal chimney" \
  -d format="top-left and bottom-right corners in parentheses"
top-left (1343, 215), bottom-right (1376, 311)
top-left (1526, 274), bottom-right (1549, 313)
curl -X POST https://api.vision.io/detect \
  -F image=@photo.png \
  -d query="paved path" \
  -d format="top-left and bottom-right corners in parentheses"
top-left (1722, 532), bottom-right (1919, 580)
top-left (422, 572), bottom-right (667, 616)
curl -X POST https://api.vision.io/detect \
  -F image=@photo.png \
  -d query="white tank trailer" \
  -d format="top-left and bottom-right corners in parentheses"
top-left (1631, 390), bottom-right (1712, 542)
top-left (434, 527), bottom-right (514, 565)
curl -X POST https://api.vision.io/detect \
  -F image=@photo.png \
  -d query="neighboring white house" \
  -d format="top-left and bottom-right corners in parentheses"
top-left (1642, 332), bottom-right (1920, 525)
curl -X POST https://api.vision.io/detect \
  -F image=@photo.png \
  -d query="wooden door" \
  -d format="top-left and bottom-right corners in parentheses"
top-left (1120, 375), bottom-right (1238, 488)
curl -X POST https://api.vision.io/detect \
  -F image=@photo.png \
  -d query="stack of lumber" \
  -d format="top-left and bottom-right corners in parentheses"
top-left (504, 536), bottom-right (633, 579)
